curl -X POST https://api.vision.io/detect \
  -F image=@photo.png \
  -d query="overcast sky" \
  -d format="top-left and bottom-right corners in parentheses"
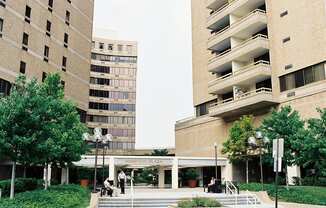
top-left (93, 0), bottom-right (194, 149)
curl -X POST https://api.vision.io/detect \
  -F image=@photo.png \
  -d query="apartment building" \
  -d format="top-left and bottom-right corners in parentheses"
top-left (88, 38), bottom-right (137, 153)
top-left (175, 0), bottom-right (326, 181)
top-left (0, 0), bottom-right (94, 121)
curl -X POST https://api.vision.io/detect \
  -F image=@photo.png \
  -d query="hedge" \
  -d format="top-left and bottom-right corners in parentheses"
top-left (178, 197), bottom-right (222, 207)
top-left (0, 178), bottom-right (43, 197)
top-left (0, 185), bottom-right (90, 208)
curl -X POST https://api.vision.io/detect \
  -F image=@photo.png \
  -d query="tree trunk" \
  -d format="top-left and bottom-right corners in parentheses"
top-left (44, 164), bottom-right (48, 190)
top-left (10, 161), bottom-right (16, 199)
top-left (246, 159), bottom-right (249, 184)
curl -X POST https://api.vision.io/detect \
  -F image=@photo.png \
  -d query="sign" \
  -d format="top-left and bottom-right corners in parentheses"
top-left (273, 139), bottom-right (284, 172)
top-left (274, 157), bottom-right (282, 172)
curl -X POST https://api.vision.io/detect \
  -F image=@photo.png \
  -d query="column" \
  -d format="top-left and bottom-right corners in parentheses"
top-left (287, 165), bottom-right (301, 185)
top-left (221, 160), bottom-right (233, 182)
top-left (61, 167), bottom-right (69, 185)
top-left (158, 167), bottom-right (165, 188)
top-left (109, 157), bottom-right (115, 181)
top-left (172, 158), bottom-right (179, 189)
top-left (43, 165), bottom-right (52, 186)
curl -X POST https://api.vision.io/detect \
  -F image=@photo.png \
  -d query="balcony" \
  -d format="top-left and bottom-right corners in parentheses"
top-left (209, 88), bottom-right (279, 118)
top-left (208, 9), bottom-right (267, 50)
top-left (207, 0), bottom-right (228, 10)
top-left (208, 61), bottom-right (271, 94)
top-left (208, 34), bottom-right (269, 73)
top-left (207, 0), bottom-right (266, 30)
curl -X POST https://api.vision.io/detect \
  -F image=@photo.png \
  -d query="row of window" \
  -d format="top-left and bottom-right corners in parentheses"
top-left (90, 77), bottom-right (136, 88)
top-left (89, 128), bottom-right (135, 137)
top-left (87, 115), bottom-right (136, 124)
top-left (92, 41), bottom-right (134, 53)
top-left (91, 53), bottom-right (137, 63)
top-left (280, 62), bottom-right (325, 92)
top-left (89, 102), bottom-right (136, 112)
top-left (89, 89), bottom-right (136, 99)
top-left (91, 65), bottom-right (136, 76)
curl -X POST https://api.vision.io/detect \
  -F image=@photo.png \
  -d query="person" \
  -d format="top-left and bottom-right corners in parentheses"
top-left (118, 170), bottom-right (127, 194)
top-left (207, 177), bottom-right (216, 193)
top-left (103, 177), bottom-right (113, 197)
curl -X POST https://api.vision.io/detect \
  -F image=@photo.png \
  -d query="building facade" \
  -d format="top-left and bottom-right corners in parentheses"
top-left (176, 0), bottom-right (326, 181)
top-left (88, 38), bottom-right (137, 153)
top-left (0, 0), bottom-right (94, 121)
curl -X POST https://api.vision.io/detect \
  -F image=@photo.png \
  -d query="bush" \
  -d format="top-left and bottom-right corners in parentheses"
top-left (0, 184), bottom-right (90, 208)
top-left (183, 168), bottom-right (199, 180)
top-left (177, 197), bottom-right (222, 207)
top-left (0, 178), bottom-right (43, 197)
top-left (301, 177), bottom-right (326, 187)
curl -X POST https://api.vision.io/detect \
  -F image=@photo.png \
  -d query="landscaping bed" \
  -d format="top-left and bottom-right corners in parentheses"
top-left (0, 185), bottom-right (90, 208)
top-left (177, 197), bottom-right (222, 207)
top-left (240, 183), bottom-right (326, 206)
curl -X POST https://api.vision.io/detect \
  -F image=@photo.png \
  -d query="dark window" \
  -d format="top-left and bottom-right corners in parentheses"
top-left (280, 10), bottom-right (288, 17)
top-left (102, 129), bottom-right (108, 135)
top-left (42, 72), bottom-right (47, 82)
top-left (99, 42), bottom-right (104, 49)
top-left (108, 44), bottom-right (113, 50)
top-left (25, 6), bottom-right (31, 23)
top-left (256, 79), bottom-right (272, 89)
top-left (62, 56), bottom-right (67, 71)
top-left (90, 65), bottom-right (110, 73)
top-left (285, 64), bottom-right (293, 70)
top-left (22, 33), bottom-right (29, 51)
top-left (48, 0), bottom-right (53, 12)
top-left (67, 0), bottom-right (71, 3)
top-left (283, 37), bottom-right (291, 43)
top-left (44, 45), bottom-right (49, 62)
top-left (64, 33), bottom-right (68, 47)
top-left (0, 18), bottom-right (3, 37)
top-left (65, 11), bottom-right (70, 25)
top-left (46, 20), bottom-right (51, 36)
top-left (20, 61), bottom-right (26, 74)
top-left (0, 0), bottom-right (6, 8)
top-left (295, 70), bottom-right (304, 88)
top-left (77, 108), bottom-right (87, 123)
top-left (0, 78), bottom-right (11, 96)
top-left (195, 100), bottom-right (217, 117)
top-left (90, 77), bottom-right (110, 85)
top-left (61, 80), bottom-right (65, 89)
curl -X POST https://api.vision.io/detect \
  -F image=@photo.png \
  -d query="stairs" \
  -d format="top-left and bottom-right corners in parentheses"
top-left (98, 194), bottom-right (263, 208)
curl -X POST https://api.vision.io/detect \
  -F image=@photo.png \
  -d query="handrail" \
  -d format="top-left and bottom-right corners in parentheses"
top-left (246, 191), bottom-right (258, 205)
top-left (208, 0), bottom-right (237, 21)
top-left (208, 60), bottom-right (270, 86)
top-left (209, 9), bottom-right (267, 39)
top-left (209, 34), bottom-right (268, 63)
top-left (211, 87), bottom-right (272, 107)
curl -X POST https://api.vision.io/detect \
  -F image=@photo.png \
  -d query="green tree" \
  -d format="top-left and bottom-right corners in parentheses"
top-left (295, 108), bottom-right (326, 179)
top-left (151, 149), bottom-right (169, 156)
top-left (260, 106), bottom-right (307, 186)
top-left (222, 115), bottom-right (255, 183)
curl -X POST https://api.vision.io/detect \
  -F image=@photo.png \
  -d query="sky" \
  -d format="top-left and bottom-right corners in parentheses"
top-left (93, 0), bottom-right (194, 149)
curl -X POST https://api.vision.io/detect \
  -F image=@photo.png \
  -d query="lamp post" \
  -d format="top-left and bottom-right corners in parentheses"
top-left (83, 128), bottom-right (112, 193)
top-left (248, 131), bottom-right (269, 190)
top-left (102, 134), bottom-right (112, 183)
top-left (214, 142), bottom-right (218, 181)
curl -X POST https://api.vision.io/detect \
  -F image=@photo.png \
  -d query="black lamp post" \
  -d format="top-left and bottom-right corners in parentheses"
top-left (214, 142), bottom-right (218, 181)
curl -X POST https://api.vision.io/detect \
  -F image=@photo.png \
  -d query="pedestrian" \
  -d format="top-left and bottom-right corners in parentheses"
top-left (118, 170), bottom-right (127, 194)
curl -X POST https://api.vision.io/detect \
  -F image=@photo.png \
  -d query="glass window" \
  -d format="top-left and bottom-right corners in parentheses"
top-left (108, 44), bottom-right (113, 50)
top-left (20, 61), bottom-right (26, 74)
top-left (25, 5), bottom-right (31, 18)
top-left (295, 70), bottom-right (304, 88)
top-left (99, 43), bottom-right (104, 49)
top-left (65, 11), bottom-right (70, 25)
top-left (22, 33), bottom-right (29, 46)
top-left (304, 68), bottom-right (314, 85)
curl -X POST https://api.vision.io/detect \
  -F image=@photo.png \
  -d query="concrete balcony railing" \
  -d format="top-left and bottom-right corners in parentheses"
top-left (208, 60), bottom-right (271, 94)
top-left (207, 0), bottom-right (265, 30)
top-left (209, 88), bottom-right (279, 118)
top-left (208, 9), bottom-right (267, 50)
top-left (208, 34), bottom-right (269, 73)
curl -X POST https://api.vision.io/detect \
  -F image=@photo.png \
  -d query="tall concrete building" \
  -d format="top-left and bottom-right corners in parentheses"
top-left (176, 0), bottom-right (326, 181)
top-left (0, 0), bottom-right (94, 121)
top-left (88, 38), bottom-right (137, 153)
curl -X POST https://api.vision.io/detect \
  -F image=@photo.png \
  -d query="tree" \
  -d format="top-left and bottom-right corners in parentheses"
top-left (222, 115), bottom-right (255, 183)
top-left (260, 106), bottom-right (307, 186)
top-left (294, 108), bottom-right (326, 179)
top-left (151, 149), bottom-right (169, 156)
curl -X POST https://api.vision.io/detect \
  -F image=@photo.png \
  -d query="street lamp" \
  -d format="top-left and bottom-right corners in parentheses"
top-left (102, 134), bottom-right (112, 183)
top-left (248, 131), bottom-right (269, 190)
top-left (214, 142), bottom-right (218, 181)
top-left (83, 128), bottom-right (112, 193)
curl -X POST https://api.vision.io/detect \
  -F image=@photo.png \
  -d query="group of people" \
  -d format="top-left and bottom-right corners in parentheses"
top-left (102, 170), bottom-right (127, 197)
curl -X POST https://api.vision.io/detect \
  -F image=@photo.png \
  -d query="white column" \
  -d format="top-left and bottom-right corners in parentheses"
top-left (61, 168), bottom-right (69, 185)
top-left (221, 160), bottom-right (233, 182)
top-left (109, 157), bottom-right (115, 181)
top-left (172, 158), bottom-right (179, 189)
top-left (43, 165), bottom-right (52, 186)
top-left (158, 167), bottom-right (165, 188)
top-left (287, 165), bottom-right (301, 185)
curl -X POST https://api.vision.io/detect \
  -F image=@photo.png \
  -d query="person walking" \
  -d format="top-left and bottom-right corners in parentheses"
top-left (118, 170), bottom-right (127, 194)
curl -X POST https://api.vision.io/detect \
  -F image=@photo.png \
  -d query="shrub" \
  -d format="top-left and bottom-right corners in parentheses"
top-left (0, 178), bottom-right (43, 197)
top-left (301, 177), bottom-right (326, 187)
top-left (183, 168), bottom-right (199, 180)
top-left (177, 197), bottom-right (222, 207)
top-left (0, 184), bottom-right (90, 208)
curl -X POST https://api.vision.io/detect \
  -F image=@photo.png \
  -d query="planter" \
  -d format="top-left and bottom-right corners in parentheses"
top-left (80, 179), bottom-right (89, 187)
top-left (188, 179), bottom-right (197, 188)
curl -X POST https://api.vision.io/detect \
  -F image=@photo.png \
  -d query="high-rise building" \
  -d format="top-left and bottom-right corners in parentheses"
top-left (88, 37), bottom-right (137, 153)
top-left (0, 0), bottom-right (94, 121)
top-left (175, 0), bottom-right (326, 179)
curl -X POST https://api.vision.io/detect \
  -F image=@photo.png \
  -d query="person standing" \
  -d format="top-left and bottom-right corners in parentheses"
top-left (118, 170), bottom-right (126, 194)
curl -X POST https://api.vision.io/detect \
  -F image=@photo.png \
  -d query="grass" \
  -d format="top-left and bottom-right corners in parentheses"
top-left (240, 183), bottom-right (326, 205)
top-left (0, 184), bottom-right (90, 208)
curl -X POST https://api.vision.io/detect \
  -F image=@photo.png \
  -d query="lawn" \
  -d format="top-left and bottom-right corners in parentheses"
top-left (240, 183), bottom-right (326, 206)
top-left (0, 184), bottom-right (90, 208)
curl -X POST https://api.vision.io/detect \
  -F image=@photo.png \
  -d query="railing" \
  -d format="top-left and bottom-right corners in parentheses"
top-left (209, 34), bottom-right (268, 63)
top-left (246, 190), bottom-right (258, 205)
top-left (211, 87), bottom-right (273, 108)
top-left (209, 9), bottom-right (267, 39)
top-left (225, 181), bottom-right (239, 208)
top-left (208, 60), bottom-right (270, 86)
top-left (208, 0), bottom-right (237, 21)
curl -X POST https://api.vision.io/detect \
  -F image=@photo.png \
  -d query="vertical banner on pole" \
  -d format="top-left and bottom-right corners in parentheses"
top-left (273, 139), bottom-right (284, 172)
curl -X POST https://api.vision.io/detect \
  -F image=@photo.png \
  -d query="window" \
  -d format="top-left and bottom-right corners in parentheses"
top-left (0, 78), bottom-right (11, 96)
top-left (42, 72), bottom-right (47, 82)
top-left (22, 33), bottom-right (29, 51)
top-left (43, 46), bottom-right (49, 62)
top-left (46, 20), bottom-right (51, 36)
top-left (108, 44), bottom-right (113, 50)
top-left (64, 33), bottom-right (69, 48)
top-left (25, 5), bottom-right (31, 23)
top-left (91, 65), bottom-right (110, 73)
top-left (61, 80), bottom-right (65, 89)
top-left (283, 37), bottom-right (291, 43)
top-left (117, 44), bottom-right (123, 51)
top-left (280, 10), bottom-right (288, 17)
top-left (0, 0), bottom-right (6, 8)
top-left (0, 18), bottom-right (3, 38)
top-left (48, 0), bottom-right (53, 12)
top-left (62, 56), bottom-right (67, 71)
top-left (20, 61), bottom-right (26, 74)
top-left (65, 11), bottom-right (70, 25)
top-left (285, 64), bottom-right (293, 70)
top-left (67, 0), bottom-right (71, 3)
top-left (99, 42), bottom-right (104, 49)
